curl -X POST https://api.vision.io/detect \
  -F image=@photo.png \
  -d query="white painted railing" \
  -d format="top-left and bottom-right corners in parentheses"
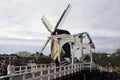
top-left (15, 63), bottom-right (55, 74)
top-left (81, 62), bottom-right (108, 72)
top-left (0, 62), bottom-right (111, 80)
top-left (0, 63), bottom-right (81, 80)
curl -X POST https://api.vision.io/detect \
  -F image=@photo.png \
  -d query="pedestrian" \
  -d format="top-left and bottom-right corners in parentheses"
top-left (1, 60), bottom-right (8, 75)
top-left (1, 60), bottom-right (8, 80)
top-left (7, 61), bottom-right (15, 75)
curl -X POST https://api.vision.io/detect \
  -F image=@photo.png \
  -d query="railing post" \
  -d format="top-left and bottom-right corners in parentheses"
top-left (73, 64), bottom-right (75, 73)
top-left (101, 67), bottom-right (102, 72)
top-left (40, 64), bottom-right (42, 70)
top-left (84, 73), bottom-right (86, 80)
top-left (78, 64), bottom-right (79, 71)
top-left (36, 65), bottom-right (37, 71)
top-left (40, 70), bottom-right (43, 80)
top-left (59, 66), bottom-right (61, 78)
top-left (75, 64), bottom-right (77, 73)
top-left (73, 65), bottom-right (74, 73)
top-left (76, 64), bottom-right (78, 72)
top-left (68, 65), bottom-right (70, 75)
top-left (72, 65), bottom-right (73, 74)
top-left (9, 76), bottom-right (13, 80)
top-left (32, 72), bottom-right (35, 80)
top-left (81, 63), bottom-right (83, 70)
top-left (54, 67), bottom-right (56, 79)
top-left (48, 68), bottom-right (50, 80)
top-left (90, 62), bottom-right (92, 72)
top-left (25, 66), bottom-right (27, 73)
top-left (31, 66), bottom-right (32, 72)
top-left (20, 66), bottom-right (22, 74)
top-left (79, 64), bottom-right (81, 71)
top-left (64, 66), bottom-right (66, 76)
top-left (22, 74), bottom-right (26, 80)
top-left (45, 64), bottom-right (47, 69)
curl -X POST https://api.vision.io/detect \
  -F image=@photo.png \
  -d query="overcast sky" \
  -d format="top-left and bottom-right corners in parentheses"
top-left (0, 0), bottom-right (120, 54)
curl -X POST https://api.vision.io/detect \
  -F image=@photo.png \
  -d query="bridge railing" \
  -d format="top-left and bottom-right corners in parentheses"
top-left (15, 63), bottom-right (56, 74)
top-left (0, 63), bottom-right (81, 80)
top-left (0, 62), bottom-right (112, 80)
top-left (80, 62), bottom-right (109, 72)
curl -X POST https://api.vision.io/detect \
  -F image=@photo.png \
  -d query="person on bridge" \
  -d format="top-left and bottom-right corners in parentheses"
top-left (7, 61), bottom-right (15, 75)
top-left (1, 60), bottom-right (8, 79)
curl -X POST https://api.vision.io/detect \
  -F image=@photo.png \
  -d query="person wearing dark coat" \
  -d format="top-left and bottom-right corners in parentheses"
top-left (1, 60), bottom-right (7, 75)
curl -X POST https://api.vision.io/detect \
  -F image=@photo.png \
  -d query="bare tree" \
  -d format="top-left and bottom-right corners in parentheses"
top-left (17, 51), bottom-right (32, 57)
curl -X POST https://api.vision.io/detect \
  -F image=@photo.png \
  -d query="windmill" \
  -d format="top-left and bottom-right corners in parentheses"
top-left (36, 4), bottom-right (95, 65)
top-left (36, 4), bottom-right (71, 63)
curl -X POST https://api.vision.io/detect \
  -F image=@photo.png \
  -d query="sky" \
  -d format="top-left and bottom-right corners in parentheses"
top-left (0, 0), bottom-right (120, 55)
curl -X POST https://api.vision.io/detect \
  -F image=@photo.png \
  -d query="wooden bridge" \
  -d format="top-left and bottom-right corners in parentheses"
top-left (0, 62), bottom-right (117, 80)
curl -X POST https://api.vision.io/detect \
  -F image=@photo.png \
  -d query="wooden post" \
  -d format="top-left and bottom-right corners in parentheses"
top-left (54, 67), bottom-right (56, 79)
top-left (40, 70), bottom-right (43, 80)
top-left (22, 74), bottom-right (26, 80)
top-left (48, 69), bottom-right (50, 80)
top-left (59, 66), bottom-right (62, 78)
top-left (25, 66), bottom-right (27, 73)
top-left (64, 66), bottom-right (66, 76)
top-left (20, 66), bottom-right (21, 74)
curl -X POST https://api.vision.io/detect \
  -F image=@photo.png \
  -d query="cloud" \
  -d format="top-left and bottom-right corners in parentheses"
top-left (0, 37), bottom-right (51, 54)
top-left (0, 44), bottom-right (51, 55)
top-left (63, 0), bottom-right (120, 53)
top-left (92, 36), bottom-right (120, 52)
top-left (0, 0), bottom-right (120, 54)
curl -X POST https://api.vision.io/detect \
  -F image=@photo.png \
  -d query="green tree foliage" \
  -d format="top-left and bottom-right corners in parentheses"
top-left (93, 53), bottom-right (109, 67)
top-left (37, 57), bottom-right (53, 64)
top-left (93, 48), bottom-right (120, 73)
top-left (14, 59), bottom-right (27, 66)
top-left (116, 48), bottom-right (120, 54)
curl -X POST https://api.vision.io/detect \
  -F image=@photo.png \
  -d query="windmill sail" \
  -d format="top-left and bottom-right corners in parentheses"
top-left (41, 15), bottom-right (53, 33)
top-left (54, 4), bottom-right (71, 30)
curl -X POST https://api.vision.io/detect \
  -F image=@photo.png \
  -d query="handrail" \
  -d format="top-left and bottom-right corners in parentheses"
top-left (0, 62), bottom-right (112, 80)
top-left (0, 63), bottom-right (81, 80)
top-left (14, 63), bottom-right (56, 73)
